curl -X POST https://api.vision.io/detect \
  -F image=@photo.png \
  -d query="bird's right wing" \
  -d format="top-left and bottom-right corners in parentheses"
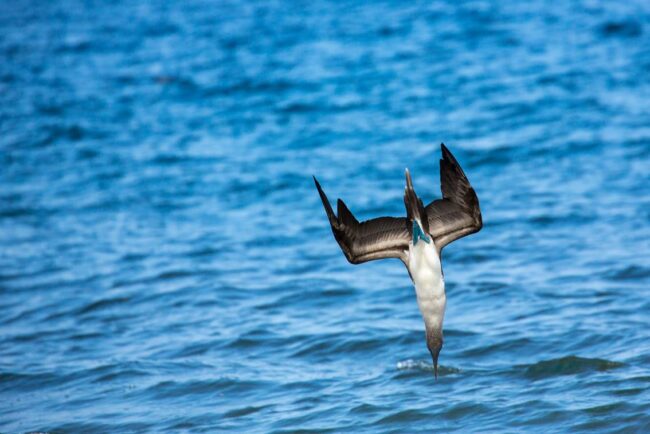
top-left (314, 177), bottom-right (410, 264)
top-left (425, 144), bottom-right (482, 252)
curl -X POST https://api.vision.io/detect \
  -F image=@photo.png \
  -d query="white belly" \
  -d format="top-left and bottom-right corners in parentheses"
top-left (407, 240), bottom-right (446, 331)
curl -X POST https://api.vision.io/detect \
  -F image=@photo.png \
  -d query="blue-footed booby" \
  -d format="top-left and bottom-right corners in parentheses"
top-left (314, 144), bottom-right (482, 378)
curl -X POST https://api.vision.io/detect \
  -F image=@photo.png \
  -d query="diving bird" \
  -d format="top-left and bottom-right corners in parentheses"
top-left (313, 144), bottom-right (482, 378)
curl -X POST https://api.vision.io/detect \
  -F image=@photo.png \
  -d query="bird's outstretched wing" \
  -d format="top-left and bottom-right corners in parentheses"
top-left (314, 177), bottom-right (410, 264)
top-left (425, 144), bottom-right (482, 252)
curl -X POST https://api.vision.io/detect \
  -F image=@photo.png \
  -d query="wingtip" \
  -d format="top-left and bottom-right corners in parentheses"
top-left (440, 143), bottom-right (452, 160)
top-left (313, 176), bottom-right (337, 222)
top-left (440, 143), bottom-right (463, 170)
top-left (313, 176), bottom-right (326, 196)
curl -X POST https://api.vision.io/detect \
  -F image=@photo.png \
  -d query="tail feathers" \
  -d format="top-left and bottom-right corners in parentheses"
top-left (404, 169), bottom-right (430, 235)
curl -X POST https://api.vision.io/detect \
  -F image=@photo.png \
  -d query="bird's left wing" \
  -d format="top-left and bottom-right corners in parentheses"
top-left (314, 177), bottom-right (410, 264)
top-left (425, 144), bottom-right (482, 252)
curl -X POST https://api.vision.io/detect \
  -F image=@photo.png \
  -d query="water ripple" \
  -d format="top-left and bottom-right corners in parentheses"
top-left (2, 0), bottom-right (650, 432)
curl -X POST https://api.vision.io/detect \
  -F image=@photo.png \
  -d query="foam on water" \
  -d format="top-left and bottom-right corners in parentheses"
top-left (396, 359), bottom-right (462, 376)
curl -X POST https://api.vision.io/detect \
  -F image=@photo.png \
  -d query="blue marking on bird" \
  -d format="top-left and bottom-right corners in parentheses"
top-left (412, 221), bottom-right (431, 245)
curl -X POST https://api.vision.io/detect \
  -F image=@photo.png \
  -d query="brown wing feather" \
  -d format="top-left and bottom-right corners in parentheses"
top-left (425, 144), bottom-right (482, 251)
top-left (314, 177), bottom-right (410, 264)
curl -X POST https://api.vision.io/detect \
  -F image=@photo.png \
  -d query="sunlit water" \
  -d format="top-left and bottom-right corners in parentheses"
top-left (2, 1), bottom-right (650, 432)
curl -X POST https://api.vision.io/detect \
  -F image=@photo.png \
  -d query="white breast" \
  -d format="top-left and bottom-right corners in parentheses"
top-left (407, 240), bottom-right (446, 331)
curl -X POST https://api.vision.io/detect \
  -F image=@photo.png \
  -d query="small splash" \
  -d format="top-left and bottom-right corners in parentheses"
top-left (522, 356), bottom-right (623, 379)
top-left (396, 359), bottom-right (461, 375)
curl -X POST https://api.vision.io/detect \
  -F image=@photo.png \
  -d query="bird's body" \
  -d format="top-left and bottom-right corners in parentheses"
top-left (409, 234), bottom-right (446, 336)
top-left (314, 144), bottom-right (482, 377)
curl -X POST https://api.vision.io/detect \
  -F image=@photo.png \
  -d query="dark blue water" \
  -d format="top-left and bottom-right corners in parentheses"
top-left (2, 1), bottom-right (650, 432)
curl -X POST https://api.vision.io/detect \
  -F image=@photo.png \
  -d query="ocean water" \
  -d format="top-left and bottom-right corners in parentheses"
top-left (1, 0), bottom-right (650, 432)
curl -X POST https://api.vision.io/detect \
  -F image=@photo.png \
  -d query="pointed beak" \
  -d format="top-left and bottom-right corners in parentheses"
top-left (431, 350), bottom-right (440, 380)
top-left (427, 332), bottom-right (443, 380)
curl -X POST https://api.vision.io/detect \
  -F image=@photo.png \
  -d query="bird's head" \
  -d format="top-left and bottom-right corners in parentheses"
top-left (426, 330), bottom-right (443, 379)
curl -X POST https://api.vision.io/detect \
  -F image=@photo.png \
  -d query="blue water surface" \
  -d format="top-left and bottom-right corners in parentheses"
top-left (2, 0), bottom-right (650, 432)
